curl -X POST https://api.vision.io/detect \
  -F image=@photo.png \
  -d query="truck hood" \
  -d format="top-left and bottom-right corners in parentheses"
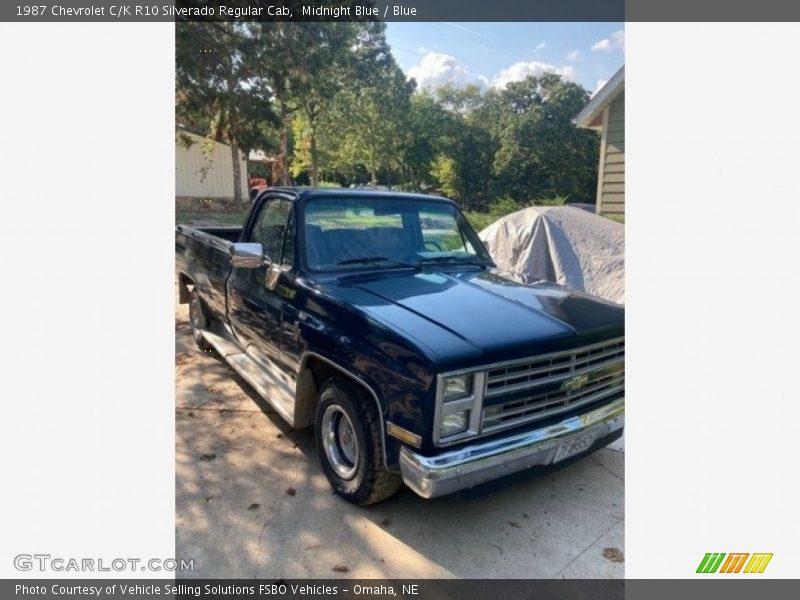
top-left (318, 269), bottom-right (624, 370)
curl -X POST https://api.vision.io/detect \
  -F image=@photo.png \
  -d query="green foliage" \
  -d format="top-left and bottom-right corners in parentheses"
top-left (464, 194), bottom-right (578, 233)
top-left (487, 74), bottom-right (600, 204)
top-left (430, 155), bottom-right (459, 199)
top-left (177, 24), bottom-right (601, 207)
top-left (248, 161), bottom-right (270, 179)
top-left (291, 112), bottom-right (323, 178)
top-left (488, 196), bottom-right (522, 217)
top-left (534, 195), bottom-right (570, 206)
top-left (601, 212), bottom-right (625, 223)
top-left (464, 197), bottom-right (522, 233)
top-left (176, 22), bottom-right (280, 201)
top-left (309, 24), bottom-right (415, 187)
top-left (463, 211), bottom-right (497, 233)
top-left (401, 93), bottom-right (451, 187)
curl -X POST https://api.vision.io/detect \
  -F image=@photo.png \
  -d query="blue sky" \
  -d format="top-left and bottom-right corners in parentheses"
top-left (385, 22), bottom-right (624, 94)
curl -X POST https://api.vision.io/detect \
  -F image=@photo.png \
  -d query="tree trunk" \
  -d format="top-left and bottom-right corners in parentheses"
top-left (230, 139), bottom-right (243, 204)
top-left (278, 100), bottom-right (290, 185)
top-left (309, 123), bottom-right (319, 187)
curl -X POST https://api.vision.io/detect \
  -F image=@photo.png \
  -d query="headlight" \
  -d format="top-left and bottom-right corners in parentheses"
top-left (436, 371), bottom-right (486, 444)
top-left (442, 374), bottom-right (472, 401)
top-left (440, 410), bottom-right (469, 437)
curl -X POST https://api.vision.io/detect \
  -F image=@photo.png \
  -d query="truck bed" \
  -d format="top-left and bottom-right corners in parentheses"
top-left (176, 224), bottom-right (242, 245)
top-left (175, 225), bottom-right (243, 323)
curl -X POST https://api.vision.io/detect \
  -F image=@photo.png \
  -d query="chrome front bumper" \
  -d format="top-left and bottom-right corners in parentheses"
top-left (399, 397), bottom-right (624, 499)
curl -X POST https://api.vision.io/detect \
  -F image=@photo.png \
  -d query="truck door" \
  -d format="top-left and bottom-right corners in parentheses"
top-left (227, 197), bottom-right (295, 375)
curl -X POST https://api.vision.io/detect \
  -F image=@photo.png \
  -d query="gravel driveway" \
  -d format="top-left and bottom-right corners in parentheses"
top-left (175, 302), bottom-right (625, 579)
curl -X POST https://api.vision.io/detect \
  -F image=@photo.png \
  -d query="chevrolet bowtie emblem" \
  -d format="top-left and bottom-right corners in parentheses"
top-left (562, 374), bottom-right (590, 392)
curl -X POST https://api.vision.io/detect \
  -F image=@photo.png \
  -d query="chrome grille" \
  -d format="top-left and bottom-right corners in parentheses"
top-left (482, 337), bottom-right (624, 433)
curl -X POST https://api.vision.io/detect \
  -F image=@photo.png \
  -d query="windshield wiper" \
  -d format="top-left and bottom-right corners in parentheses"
top-left (416, 255), bottom-right (490, 267)
top-left (337, 256), bottom-right (419, 269)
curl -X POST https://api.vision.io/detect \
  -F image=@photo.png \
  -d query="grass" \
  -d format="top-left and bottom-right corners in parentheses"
top-left (601, 212), bottom-right (625, 224)
top-left (464, 211), bottom-right (497, 232)
top-left (176, 210), bottom-right (249, 226)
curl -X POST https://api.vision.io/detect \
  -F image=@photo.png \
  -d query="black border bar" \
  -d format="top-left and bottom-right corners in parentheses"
top-left (6, 579), bottom-right (800, 600)
top-left (4, 0), bottom-right (800, 22)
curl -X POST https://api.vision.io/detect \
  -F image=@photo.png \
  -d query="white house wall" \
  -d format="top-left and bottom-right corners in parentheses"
top-left (175, 131), bottom-right (248, 201)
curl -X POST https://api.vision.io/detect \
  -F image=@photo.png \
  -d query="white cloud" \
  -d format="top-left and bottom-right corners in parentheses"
top-left (535, 42), bottom-right (547, 52)
top-left (592, 79), bottom-right (608, 97)
top-left (565, 50), bottom-right (581, 61)
top-left (591, 29), bottom-right (625, 53)
top-left (408, 52), bottom-right (487, 91)
top-left (417, 45), bottom-right (429, 54)
top-left (491, 61), bottom-right (576, 89)
top-left (591, 38), bottom-right (612, 52)
top-left (408, 53), bottom-right (581, 94)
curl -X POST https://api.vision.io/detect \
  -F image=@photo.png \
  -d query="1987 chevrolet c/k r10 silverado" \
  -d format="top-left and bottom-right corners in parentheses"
top-left (176, 188), bottom-right (624, 505)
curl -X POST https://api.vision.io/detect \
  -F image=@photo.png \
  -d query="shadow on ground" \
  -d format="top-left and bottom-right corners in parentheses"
top-left (175, 304), bottom-right (624, 579)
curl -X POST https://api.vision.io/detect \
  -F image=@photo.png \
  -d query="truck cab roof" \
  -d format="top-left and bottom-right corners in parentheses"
top-left (255, 187), bottom-right (457, 206)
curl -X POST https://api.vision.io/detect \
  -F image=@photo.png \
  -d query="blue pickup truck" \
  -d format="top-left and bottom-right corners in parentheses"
top-left (176, 188), bottom-right (624, 505)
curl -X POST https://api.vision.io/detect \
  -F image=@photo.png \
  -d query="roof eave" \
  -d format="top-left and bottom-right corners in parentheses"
top-left (574, 65), bottom-right (625, 129)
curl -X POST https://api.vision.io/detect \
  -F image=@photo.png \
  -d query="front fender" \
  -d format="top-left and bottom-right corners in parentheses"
top-left (297, 303), bottom-right (436, 470)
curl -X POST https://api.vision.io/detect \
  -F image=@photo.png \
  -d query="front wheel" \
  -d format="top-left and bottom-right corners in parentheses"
top-left (314, 378), bottom-right (402, 505)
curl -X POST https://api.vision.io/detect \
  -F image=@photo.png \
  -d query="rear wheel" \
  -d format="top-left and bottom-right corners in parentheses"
top-left (188, 289), bottom-right (213, 352)
top-left (314, 378), bottom-right (402, 505)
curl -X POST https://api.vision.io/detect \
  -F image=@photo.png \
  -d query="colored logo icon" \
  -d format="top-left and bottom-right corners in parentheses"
top-left (696, 553), bottom-right (773, 574)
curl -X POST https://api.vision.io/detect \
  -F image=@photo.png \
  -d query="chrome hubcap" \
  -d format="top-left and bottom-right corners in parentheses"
top-left (321, 405), bottom-right (359, 480)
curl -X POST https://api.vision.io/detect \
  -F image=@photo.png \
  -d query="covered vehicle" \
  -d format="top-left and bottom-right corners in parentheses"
top-left (479, 205), bottom-right (625, 304)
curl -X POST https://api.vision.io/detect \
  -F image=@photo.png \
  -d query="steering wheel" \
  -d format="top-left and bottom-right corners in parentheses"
top-left (424, 240), bottom-right (443, 252)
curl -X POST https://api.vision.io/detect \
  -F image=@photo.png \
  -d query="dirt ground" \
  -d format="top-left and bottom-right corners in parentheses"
top-left (175, 302), bottom-right (625, 579)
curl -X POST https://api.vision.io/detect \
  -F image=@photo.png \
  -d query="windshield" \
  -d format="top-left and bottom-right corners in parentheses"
top-left (302, 196), bottom-right (492, 271)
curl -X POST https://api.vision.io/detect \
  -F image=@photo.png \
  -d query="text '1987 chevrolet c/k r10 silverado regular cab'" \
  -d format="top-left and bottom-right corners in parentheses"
top-left (176, 188), bottom-right (624, 505)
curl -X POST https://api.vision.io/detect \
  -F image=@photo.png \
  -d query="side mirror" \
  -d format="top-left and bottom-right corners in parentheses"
top-left (230, 243), bottom-right (264, 268)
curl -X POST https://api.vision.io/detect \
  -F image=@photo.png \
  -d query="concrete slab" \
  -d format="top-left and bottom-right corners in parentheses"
top-left (175, 303), bottom-right (625, 578)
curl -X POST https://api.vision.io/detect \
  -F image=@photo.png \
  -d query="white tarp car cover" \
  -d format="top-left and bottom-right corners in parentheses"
top-left (479, 205), bottom-right (625, 304)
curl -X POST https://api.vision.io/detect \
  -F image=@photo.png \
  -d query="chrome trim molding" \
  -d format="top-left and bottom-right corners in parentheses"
top-left (400, 397), bottom-right (624, 499)
top-left (483, 336), bottom-right (624, 376)
top-left (200, 329), bottom-right (297, 426)
top-left (299, 352), bottom-right (392, 471)
top-left (432, 337), bottom-right (624, 446)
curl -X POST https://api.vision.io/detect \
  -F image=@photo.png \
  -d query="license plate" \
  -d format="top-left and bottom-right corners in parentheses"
top-left (553, 431), bottom-right (596, 463)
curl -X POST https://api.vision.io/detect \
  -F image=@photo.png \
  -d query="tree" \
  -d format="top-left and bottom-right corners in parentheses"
top-left (428, 85), bottom-right (497, 209)
top-left (177, 23), bottom-right (599, 210)
top-left (251, 22), bottom-right (305, 186)
top-left (176, 22), bottom-right (278, 202)
top-left (283, 23), bottom-right (361, 185)
top-left (435, 119), bottom-right (497, 210)
top-left (490, 74), bottom-right (600, 202)
top-left (321, 24), bottom-right (414, 187)
top-left (401, 92), bottom-right (451, 188)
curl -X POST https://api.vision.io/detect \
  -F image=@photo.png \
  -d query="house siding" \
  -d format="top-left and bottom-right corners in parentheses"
top-left (597, 92), bottom-right (625, 216)
top-left (175, 130), bottom-right (248, 201)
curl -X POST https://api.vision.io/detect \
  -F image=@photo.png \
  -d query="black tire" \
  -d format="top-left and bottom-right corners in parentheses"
top-left (188, 289), bottom-right (214, 352)
top-left (314, 378), bottom-right (402, 505)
